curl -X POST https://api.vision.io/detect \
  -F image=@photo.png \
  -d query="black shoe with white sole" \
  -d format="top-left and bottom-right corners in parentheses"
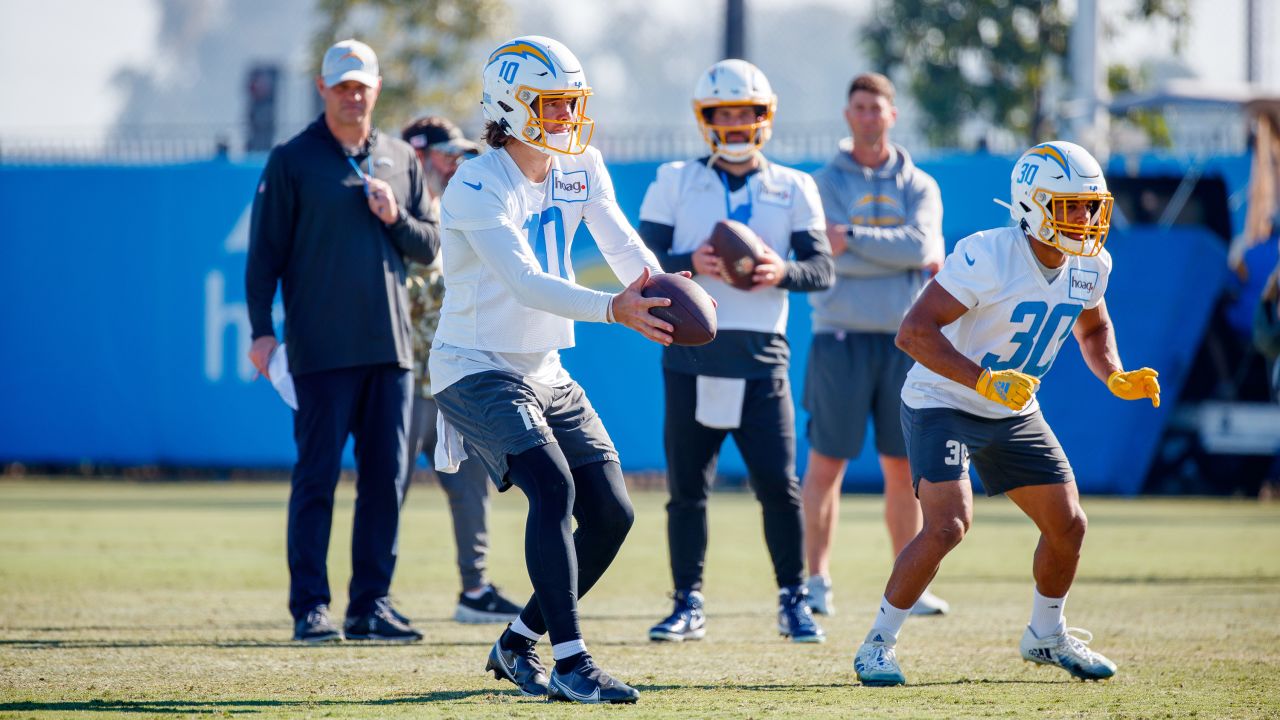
top-left (455, 584), bottom-right (523, 624)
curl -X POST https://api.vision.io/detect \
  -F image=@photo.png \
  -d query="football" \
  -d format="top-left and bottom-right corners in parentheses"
top-left (709, 219), bottom-right (764, 290)
top-left (641, 273), bottom-right (717, 347)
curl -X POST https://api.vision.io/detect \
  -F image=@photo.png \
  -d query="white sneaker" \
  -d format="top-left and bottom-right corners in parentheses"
top-left (854, 630), bottom-right (906, 686)
top-left (1020, 625), bottom-right (1117, 680)
top-left (910, 588), bottom-right (950, 616)
top-left (805, 575), bottom-right (835, 616)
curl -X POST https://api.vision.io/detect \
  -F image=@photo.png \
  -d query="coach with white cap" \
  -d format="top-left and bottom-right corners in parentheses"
top-left (246, 38), bottom-right (439, 643)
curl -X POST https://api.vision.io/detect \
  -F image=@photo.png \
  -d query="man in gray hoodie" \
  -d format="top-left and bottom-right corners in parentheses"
top-left (800, 73), bottom-right (949, 618)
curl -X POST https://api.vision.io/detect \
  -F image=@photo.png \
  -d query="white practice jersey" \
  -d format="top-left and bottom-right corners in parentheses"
top-left (639, 158), bottom-right (824, 334)
top-left (430, 145), bottom-right (662, 392)
top-left (901, 226), bottom-right (1112, 419)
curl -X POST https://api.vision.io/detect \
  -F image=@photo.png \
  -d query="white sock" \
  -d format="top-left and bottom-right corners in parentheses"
top-left (509, 617), bottom-right (543, 643)
top-left (868, 595), bottom-right (911, 644)
top-left (1029, 588), bottom-right (1067, 638)
top-left (551, 639), bottom-right (588, 661)
top-left (463, 585), bottom-right (489, 600)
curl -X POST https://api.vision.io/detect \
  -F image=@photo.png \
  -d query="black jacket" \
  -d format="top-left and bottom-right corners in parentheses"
top-left (246, 115), bottom-right (439, 375)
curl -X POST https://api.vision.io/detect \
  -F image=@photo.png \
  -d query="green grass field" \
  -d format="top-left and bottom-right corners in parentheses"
top-left (1, 479), bottom-right (1278, 719)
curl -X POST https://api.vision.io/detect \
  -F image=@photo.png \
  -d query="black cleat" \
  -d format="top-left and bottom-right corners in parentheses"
top-left (485, 629), bottom-right (549, 696)
top-left (293, 605), bottom-right (341, 643)
top-left (343, 598), bottom-right (423, 642)
top-left (649, 589), bottom-right (706, 642)
top-left (548, 654), bottom-right (640, 704)
top-left (455, 584), bottom-right (523, 624)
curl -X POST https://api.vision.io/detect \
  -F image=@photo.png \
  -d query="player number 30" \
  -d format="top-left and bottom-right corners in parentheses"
top-left (944, 440), bottom-right (969, 467)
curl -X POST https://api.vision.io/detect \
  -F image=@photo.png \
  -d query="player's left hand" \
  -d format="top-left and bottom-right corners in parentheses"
top-left (1107, 368), bottom-right (1160, 408)
top-left (366, 178), bottom-right (399, 224)
top-left (751, 246), bottom-right (785, 289)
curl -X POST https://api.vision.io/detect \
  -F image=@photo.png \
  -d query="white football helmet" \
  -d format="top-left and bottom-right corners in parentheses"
top-left (692, 59), bottom-right (776, 162)
top-left (481, 36), bottom-right (594, 155)
top-left (1006, 141), bottom-right (1113, 257)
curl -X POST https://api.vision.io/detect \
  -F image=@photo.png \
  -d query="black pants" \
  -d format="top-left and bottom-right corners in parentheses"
top-left (287, 364), bottom-right (411, 620)
top-left (506, 447), bottom-right (634, 647)
top-left (663, 369), bottom-right (804, 592)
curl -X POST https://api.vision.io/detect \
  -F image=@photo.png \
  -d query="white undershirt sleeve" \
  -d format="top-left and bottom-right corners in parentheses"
top-left (465, 222), bottom-right (614, 323)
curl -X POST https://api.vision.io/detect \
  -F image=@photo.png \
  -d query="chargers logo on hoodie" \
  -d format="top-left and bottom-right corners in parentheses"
top-left (849, 193), bottom-right (904, 227)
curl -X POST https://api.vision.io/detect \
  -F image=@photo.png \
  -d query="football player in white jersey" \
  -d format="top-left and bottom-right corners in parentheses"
top-left (639, 59), bottom-right (834, 644)
top-left (431, 36), bottom-right (675, 704)
top-left (853, 141), bottom-right (1161, 686)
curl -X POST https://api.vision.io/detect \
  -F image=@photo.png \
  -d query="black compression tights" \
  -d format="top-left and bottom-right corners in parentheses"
top-left (505, 445), bottom-right (634, 646)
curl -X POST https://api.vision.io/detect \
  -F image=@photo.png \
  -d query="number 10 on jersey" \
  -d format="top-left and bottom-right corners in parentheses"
top-left (523, 207), bottom-right (571, 280)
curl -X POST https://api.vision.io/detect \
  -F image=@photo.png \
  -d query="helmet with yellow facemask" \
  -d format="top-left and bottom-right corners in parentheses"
top-left (1004, 141), bottom-right (1114, 257)
top-left (692, 59), bottom-right (776, 162)
top-left (481, 35), bottom-right (594, 156)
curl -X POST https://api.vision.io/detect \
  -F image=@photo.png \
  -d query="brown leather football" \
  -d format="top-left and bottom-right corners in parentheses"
top-left (709, 219), bottom-right (764, 290)
top-left (641, 273), bottom-right (717, 347)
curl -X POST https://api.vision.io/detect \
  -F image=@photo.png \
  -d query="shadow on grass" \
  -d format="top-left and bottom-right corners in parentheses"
top-left (0, 692), bottom-right (513, 714)
top-left (0, 639), bottom-right (491, 650)
top-left (633, 679), bottom-right (1066, 692)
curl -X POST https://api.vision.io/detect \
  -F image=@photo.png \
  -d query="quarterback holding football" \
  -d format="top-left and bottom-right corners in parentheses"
top-left (432, 35), bottom-right (673, 704)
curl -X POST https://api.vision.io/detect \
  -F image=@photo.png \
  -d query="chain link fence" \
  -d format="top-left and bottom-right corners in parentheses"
top-left (0, 117), bottom-right (1248, 165)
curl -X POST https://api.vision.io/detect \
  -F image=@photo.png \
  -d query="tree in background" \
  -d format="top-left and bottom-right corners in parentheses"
top-left (862, 0), bottom-right (1188, 149)
top-left (313, 0), bottom-right (510, 131)
top-left (1108, 64), bottom-right (1173, 148)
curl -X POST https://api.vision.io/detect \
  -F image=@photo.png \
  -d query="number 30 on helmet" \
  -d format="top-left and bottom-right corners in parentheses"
top-left (1001, 141), bottom-right (1114, 257)
top-left (481, 35), bottom-right (594, 155)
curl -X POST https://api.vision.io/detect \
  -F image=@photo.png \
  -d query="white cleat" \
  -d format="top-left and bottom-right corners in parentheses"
top-left (1020, 625), bottom-right (1117, 681)
top-left (910, 589), bottom-right (950, 616)
top-left (805, 575), bottom-right (835, 616)
top-left (854, 630), bottom-right (906, 686)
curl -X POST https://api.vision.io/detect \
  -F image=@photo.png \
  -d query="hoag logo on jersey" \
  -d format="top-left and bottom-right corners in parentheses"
top-left (552, 169), bottom-right (589, 203)
top-left (1068, 268), bottom-right (1099, 301)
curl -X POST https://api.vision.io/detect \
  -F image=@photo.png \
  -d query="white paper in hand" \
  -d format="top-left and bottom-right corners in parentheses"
top-left (267, 344), bottom-right (298, 410)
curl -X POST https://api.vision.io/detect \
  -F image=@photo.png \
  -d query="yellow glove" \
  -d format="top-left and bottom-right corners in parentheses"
top-left (974, 368), bottom-right (1040, 411)
top-left (1107, 368), bottom-right (1160, 408)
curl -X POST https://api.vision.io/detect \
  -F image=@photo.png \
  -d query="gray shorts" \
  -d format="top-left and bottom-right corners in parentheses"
top-left (900, 404), bottom-right (1074, 497)
top-left (434, 370), bottom-right (618, 492)
top-left (804, 331), bottom-right (911, 458)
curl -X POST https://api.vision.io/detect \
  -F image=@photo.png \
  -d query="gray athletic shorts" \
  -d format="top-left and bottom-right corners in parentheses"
top-left (900, 404), bottom-right (1074, 497)
top-left (804, 331), bottom-right (911, 458)
top-left (434, 370), bottom-right (618, 492)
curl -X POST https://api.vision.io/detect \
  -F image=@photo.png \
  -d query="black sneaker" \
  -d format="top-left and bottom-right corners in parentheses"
top-left (648, 589), bottom-right (706, 642)
top-left (484, 627), bottom-right (549, 696)
top-left (548, 654), bottom-right (640, 704)
top-left (293, 605), bottom-right (341, 643)
top-left (455, 584), bottom-right (523, 624)
top-left (343, 598), bottom-right (423, 642)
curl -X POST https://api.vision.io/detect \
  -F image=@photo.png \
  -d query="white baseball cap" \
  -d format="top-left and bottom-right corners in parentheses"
top-left (321, 39), bottom-right (379, 88)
